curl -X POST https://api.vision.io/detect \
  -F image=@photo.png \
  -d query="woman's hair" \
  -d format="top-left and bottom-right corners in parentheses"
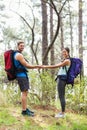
top-left (64, 47), bottom-right (70, 54)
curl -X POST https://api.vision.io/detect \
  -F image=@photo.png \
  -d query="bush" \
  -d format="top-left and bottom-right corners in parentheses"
top-left (28, 70), bottom-right (56, 106)
top-left (0, 91), bottom-right (7, 107)
top-left (66, 77), bottom-right (87, 114)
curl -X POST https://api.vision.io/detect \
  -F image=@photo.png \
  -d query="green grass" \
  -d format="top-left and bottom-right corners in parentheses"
top-left (0, 106), bottom-right (87, 130)
top-left (0, 106), bottom-right (43, 130)
top-left (46, 113), bottom-right (87, 130)
top-left (0, 108), bottom-right (18, 126)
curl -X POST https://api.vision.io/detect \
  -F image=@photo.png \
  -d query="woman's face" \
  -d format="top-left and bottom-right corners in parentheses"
top-left (62, 49), bottom-right (69, 58)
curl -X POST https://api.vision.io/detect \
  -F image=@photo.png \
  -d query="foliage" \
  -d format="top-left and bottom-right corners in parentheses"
top-left (66, 77), bottom-right (87, 114)
top-left (40, 71), bottom-right (56, 106)
top-left (0, 82), bottom-right (21, 105)
top-left (0, 106), bottom-right (87, 130)
top-left (28, 70), bottom-right (56, 106)
top-left (0, 90), bottom-right (7, 107)
top-left (0, 108), bottom-right (18, 126)
top-left (0, 53), bottom-right (5, 82)
top-left (1, 70), bottom-right (56, 107)
top-left (1, 70), bottom-right (87, 115)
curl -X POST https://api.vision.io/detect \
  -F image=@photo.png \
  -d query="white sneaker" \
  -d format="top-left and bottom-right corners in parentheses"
top-left (55, 112), bottom-right (65, 118)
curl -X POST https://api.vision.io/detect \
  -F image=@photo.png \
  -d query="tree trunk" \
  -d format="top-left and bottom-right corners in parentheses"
top-left (50, 4), bottom-right (55, 75)
top-left (41, 0), bottom-right (48, 65)
top-left (68, 3), bottom-right (73, 57)
top-left (78, 0), bottom-right (83, 75)
top-left (59, 0), bottom-right (64, 59)
top-left (60, 16), bottom-right (64, 51)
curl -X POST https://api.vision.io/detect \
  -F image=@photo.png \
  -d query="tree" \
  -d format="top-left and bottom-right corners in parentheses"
top-left (41, 0), bottom-right (48, 65)
top-left (50, 3), bottom-right (55, 75)
top-left (78, 0), bottom-right (83, 60)
top-left (59, 0), bottom-right (64, 52)
top-left (78, 0), bottom-right (83, 75)
top-left (42, 0), bottom-right (68, 63)
top-left (68, 1), bottom-right (73, 57)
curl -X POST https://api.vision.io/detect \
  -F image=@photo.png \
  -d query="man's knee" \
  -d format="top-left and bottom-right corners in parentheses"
top-left (22, 91), bottom-right (28, 97)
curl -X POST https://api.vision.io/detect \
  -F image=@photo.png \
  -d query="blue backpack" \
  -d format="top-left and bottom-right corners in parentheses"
top-left (65, 58), bottom-right (83, 86)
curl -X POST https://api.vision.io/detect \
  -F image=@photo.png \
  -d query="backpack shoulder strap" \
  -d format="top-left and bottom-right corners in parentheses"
top-left (63, 57), bottom-right (71, 73)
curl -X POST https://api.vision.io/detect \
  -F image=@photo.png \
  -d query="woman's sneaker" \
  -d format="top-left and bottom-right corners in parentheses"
top-left (22, 109), bottom-right (34, 116)
top-left (55, 112), bottom-right (65, 118)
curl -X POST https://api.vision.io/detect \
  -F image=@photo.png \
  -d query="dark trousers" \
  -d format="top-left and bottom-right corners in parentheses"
top-left (57, 78), bottom-right (66, 112)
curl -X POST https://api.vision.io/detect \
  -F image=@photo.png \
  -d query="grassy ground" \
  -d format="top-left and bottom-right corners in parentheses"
top-left (0, 105), bottom-right (87, 130)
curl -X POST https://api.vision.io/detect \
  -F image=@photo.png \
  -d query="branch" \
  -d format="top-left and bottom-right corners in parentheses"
top-left (43, 0), bottom-right (60, 62)
top-left (10, 9), bottom-right (39, 65)
top-left (59, 0), bottom-right (68, 14)
top-left (42, 0), bottom-right (68, 62)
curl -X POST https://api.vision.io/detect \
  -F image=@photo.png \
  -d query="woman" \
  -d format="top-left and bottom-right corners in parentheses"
top-left (42, 47), bottom-right (71, 118)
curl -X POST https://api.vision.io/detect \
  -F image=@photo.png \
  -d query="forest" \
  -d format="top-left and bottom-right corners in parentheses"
top-left (0, 0), bottom-right (87, 130)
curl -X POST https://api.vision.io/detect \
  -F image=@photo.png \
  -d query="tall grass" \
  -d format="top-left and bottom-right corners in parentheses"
top-left (0, 71), bottom-right (87, 114)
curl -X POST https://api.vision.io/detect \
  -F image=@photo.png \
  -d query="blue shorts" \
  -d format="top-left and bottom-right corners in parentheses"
top-left (17, 77), bottom-right (29, 92)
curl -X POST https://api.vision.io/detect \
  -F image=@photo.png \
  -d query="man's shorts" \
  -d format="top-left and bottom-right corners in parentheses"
top-left (17, 77), bottom-right (29, 92)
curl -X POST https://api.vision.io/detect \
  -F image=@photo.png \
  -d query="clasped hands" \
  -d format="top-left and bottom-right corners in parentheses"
top-left (37, 65), bottom-right (47, 69)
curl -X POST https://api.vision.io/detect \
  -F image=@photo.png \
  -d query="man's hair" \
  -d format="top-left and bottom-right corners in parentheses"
top-left (17, 41), bottom-right (24, 46)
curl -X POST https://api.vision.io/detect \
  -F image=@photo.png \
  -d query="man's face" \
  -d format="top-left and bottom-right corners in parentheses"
top-left (18, 43), bottom-right (25, 52)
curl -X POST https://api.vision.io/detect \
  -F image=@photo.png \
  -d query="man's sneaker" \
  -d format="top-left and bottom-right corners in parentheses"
top-left (22, 109), bottom-right (34, 116)
top-left (55, 112), bottom-right (65, 118)
top-left (26, 108), bottom-right (34, 114)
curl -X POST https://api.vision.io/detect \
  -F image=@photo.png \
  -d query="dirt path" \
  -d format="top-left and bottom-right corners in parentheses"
top-left (10, 105), bottom-right (59, 127)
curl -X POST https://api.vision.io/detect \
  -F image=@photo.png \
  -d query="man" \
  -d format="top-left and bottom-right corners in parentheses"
top-left (14, 41), bottom-right (40, 116)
